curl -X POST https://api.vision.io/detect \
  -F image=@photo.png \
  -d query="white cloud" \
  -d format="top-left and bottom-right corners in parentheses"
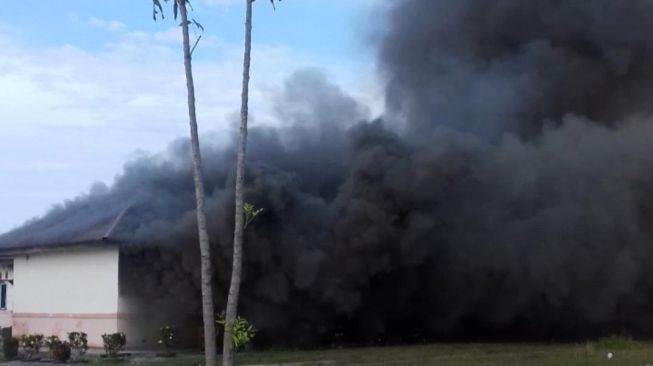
top-left (88, 17), bottom-right (126, 33)
top-left (0, 23), bottom-right (381, 232)
top-left (201, 0), bottom-right (240, 6)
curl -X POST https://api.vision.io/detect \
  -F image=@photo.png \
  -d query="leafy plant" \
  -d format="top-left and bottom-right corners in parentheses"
top-left (44, 336), bottom-right (70, 362)
top-left (158, 325), bottom-right (175, 356)
top-left (67, 332), bottom-right (88, 360)
top-left (51, 341), bottom-right (71, 363)
top-left (44, 336), bottom-right (60, 358)
top-left (217, 312), bottom-right (257, 351)
top-left (101, 332), bottom-right (126, 358)
top-left (243, 202), bottom-right (264, 228)
top-left (2, 336), bottom-right (18, 360)
top-left (19, 334), bottom-right (44, 359)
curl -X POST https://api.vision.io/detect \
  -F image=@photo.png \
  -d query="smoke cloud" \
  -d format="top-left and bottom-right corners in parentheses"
top-left (5, 0), bottom-right (653, 346)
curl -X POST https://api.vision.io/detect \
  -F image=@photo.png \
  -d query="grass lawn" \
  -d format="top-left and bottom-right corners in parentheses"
top-left (91, 340), bottom-right (653, 366)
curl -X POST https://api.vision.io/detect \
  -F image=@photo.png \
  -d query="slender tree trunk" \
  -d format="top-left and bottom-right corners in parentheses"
top-left (223, 1), bottom-right (253, 365)
top-left (178, 2), bottom-right (218, 366)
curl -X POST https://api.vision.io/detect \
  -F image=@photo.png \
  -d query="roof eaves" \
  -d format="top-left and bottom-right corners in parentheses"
top-left (0, 239), bottom-right (121, 256)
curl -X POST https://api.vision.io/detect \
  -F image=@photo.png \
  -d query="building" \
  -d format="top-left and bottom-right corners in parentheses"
top-left (0, 205), bottom-right (187, 348)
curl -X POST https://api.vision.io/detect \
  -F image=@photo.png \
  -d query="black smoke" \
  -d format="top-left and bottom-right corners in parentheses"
top-left (8, 0), bottom-right (653, 346)
top-left (383, 0), bottom-right (653, 139)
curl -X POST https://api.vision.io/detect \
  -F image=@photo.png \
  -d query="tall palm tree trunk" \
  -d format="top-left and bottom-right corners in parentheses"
top-left (178, 2), bottom-right (218, 366)
top-left (223, 0), bottom-right (253, 365)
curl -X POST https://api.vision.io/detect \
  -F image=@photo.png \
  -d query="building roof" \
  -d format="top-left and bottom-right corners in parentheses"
top-left (0, 203), bottom-right (129, 252)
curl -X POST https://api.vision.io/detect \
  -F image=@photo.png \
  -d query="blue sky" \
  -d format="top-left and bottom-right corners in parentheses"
top-left (0, 0), bottom-right (384, 233)
top-left (3, 0), bottom-right (376, 62)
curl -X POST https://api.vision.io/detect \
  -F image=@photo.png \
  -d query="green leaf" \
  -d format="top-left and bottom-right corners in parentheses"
top-left (192, 18), bottom-right (204, 32)
top-left (152, 0), bottom-right (164, 21)
top-left (244, 203), bottom-right (264, 229)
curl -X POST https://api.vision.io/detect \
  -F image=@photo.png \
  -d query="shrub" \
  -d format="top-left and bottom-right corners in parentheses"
top-left (44, 336), bottom-right (60, 358)
top-left (158, 325), bottom-right (175, 356)
top-left (0, 327), bottom-right (11, 343)
top-left (44, 336), bottom-right (70, 363)
top-left (217, 313), bottom-right (257, 351)
top-left (19, 334), bottom-right (44, 359)
top-left (68, 332), bottom-right (88, 360)
top-left (101, 332), bottom-right (126, 357)
top-left (51, 341), bottom-right (71, 363)
top-left (3, 336), bottom-right (18, 360)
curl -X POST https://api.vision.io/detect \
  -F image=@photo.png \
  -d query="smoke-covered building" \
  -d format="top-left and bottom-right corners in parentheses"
top-left (7, 0), bottom-right (653, 349)
top-left (0, 206), bottom-right (173, 348)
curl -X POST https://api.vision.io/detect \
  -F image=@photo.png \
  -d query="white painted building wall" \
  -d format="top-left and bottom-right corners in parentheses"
top-left (13, 247), bottom-right (119, 313)
top-left (12, 246), bottom-right (121, 347)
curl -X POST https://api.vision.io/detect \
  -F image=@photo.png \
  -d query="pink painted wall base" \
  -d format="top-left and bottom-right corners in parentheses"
top-left (13, 313), bottom-right (120, 348)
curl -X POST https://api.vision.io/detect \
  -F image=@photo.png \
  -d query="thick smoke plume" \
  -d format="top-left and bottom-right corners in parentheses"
top-left (6, 0), bottom-right (653, 346)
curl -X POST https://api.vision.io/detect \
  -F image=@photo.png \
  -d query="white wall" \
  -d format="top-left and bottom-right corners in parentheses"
top-left (13, 246), bottom-right (119, 314)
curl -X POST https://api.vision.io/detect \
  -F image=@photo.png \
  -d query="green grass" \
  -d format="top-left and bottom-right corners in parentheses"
top-left (92, 341), bottom-right (653, 366)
